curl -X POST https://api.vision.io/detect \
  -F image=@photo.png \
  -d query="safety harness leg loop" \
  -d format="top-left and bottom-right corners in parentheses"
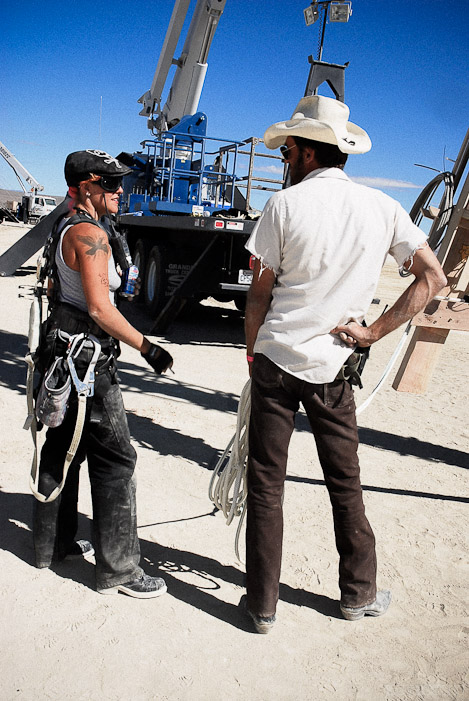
top-left (29, 334), bottom-right (101, 503)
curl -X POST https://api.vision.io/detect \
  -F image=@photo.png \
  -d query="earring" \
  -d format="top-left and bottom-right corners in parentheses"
top-left (86, 192), bottom-right (91, 197)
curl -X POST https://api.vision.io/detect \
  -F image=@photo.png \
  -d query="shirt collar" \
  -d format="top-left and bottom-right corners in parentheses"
top-left (302, 167), bottom-right (350, 183)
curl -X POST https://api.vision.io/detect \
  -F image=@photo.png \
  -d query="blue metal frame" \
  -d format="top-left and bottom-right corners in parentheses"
top-left (123, 112), bottom-right (245, 216)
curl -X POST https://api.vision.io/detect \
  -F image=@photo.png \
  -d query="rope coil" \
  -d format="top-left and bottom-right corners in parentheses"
top-left (208, 379), bottom-right (251, 561)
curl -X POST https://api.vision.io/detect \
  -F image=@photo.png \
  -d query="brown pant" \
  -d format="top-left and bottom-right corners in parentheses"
top-left (246, 354), bottom-right (377, 616)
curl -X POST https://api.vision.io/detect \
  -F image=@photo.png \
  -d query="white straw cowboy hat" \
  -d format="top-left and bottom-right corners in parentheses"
top-left (263, 95), bottom-right (371, 155)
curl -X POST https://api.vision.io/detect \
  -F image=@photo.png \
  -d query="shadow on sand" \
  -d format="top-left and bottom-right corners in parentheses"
top-left (0, 488), bottom-right (340, 630)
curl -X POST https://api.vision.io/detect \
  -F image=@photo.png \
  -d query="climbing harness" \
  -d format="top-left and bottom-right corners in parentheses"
top-left (28, 332), bottom-right (101, 503)
top-left (23, 209), bottom-right (111, 503)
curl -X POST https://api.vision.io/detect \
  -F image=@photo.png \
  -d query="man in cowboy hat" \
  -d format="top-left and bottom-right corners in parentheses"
top-left (241, 95), bottom-right (446, 633)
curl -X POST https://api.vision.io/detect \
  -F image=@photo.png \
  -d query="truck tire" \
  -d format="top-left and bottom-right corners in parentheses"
top-left (144, 245), bottom-right (167, 316)
top-left (132, 239), bottom-right (149, 303)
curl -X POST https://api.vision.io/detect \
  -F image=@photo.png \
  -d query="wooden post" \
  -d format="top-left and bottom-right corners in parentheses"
top-left (393, 128), bottom-right (469, 393)
top-left (393, 198), bottom-right (469, 393)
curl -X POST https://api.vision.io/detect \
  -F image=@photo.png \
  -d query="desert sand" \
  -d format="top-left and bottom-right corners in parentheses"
top-left (0, 221), bottom-right (467, 701)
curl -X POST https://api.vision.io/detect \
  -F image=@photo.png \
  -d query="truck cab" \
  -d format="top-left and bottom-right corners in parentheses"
top-left (31, 195), bottom-right (57, 219)
top-left (21, 194), bottom-right (57, 223)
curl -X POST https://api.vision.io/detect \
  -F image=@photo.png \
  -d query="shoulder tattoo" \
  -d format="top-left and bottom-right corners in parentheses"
top-left (77, 234), bottom-right (109, 256)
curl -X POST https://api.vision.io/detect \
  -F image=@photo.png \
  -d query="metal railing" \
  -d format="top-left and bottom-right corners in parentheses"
top-left (136, 133), bottom-right (287, 212)
top-left (218, 137), bottom-right (287, 211)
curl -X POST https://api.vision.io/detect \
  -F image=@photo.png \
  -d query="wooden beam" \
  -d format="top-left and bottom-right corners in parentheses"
top-left (392, 326), bottom-right (448, 393)
top-left (412, 298), bottom-right (469, 331)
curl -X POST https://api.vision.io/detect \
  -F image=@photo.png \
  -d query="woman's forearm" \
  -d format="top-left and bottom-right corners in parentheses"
top-left (88, 302), bottom-right (150, 353)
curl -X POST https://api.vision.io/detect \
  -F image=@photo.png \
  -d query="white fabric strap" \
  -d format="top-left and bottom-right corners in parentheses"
top-left (29, 394), bottom-right (87, 503)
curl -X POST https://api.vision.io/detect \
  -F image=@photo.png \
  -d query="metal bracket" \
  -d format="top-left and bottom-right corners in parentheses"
top-left (304, 57), bottom-right (348, 102)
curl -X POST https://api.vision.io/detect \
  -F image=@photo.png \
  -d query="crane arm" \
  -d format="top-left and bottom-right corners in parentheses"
top-left (0, 141), bottom-right (44, 193)
top-left (138, 0), bottom-right (226, 133)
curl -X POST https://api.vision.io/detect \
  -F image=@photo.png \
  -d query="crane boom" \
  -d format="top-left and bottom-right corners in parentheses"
top-left (0, 141), bottom-right (44, 193)
top-left (138, 0), bottom-right (226, 133)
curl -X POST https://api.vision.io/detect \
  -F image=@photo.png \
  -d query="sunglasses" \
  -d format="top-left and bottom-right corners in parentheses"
top-left (279, 144), bottom-right (298, 161)
top-left (93, 175), bottom-right (124, 192)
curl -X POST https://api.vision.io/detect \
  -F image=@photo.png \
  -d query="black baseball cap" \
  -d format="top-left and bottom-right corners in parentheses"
top-left (64, 149), bottom-right (132, 186)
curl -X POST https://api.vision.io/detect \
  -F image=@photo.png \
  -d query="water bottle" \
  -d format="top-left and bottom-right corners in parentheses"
top-left (121, 265), bottom-right (139, 297)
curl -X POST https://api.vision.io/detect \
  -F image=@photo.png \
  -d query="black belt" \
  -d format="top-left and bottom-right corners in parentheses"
top-left (49, 302), bottom-right (113, 342)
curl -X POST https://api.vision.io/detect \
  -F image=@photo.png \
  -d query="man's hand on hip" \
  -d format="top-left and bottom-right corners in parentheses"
top-left (330, 321), bottom-right (374, 348)
top-left (331, 245), bottom-right (446, 349)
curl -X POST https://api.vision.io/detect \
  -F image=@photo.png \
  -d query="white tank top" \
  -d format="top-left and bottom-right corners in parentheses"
top-left (55, 218), bottom-right (121, 312)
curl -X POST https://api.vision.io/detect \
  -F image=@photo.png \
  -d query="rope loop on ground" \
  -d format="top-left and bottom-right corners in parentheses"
top-left (208, 378), bottom-right (251, 525)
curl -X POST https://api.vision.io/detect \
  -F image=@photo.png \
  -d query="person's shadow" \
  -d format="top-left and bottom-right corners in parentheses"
top-left (0, 489), bottom-right (340, 629)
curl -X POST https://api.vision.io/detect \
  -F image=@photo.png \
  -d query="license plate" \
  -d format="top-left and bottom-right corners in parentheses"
top-left (238, 269), bottom-right (253, 285)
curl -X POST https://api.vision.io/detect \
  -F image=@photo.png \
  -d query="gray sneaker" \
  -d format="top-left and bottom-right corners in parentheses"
top-left (340, 590), bottom-right (391, 621)
top-left (239, 594), bottom-right (276, 634)
top-left (98, 573), bottom-right (167, 599)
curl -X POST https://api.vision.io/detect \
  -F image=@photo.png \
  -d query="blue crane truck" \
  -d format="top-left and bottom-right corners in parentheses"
top-left (114, 0), bottom-right (285, 329)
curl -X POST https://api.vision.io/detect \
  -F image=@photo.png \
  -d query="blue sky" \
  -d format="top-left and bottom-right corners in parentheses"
top-left (1, 0), bottom-right (468, 213)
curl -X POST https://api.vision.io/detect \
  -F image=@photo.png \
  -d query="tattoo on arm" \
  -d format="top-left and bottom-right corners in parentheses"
top-left (98, 273), bottom-right (109, 287)
top-left (77, 235), bottom-right (109, 256)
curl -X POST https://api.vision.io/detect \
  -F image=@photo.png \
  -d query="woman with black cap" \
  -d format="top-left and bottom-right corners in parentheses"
top-left (34, 149), bottom-right (172, 598)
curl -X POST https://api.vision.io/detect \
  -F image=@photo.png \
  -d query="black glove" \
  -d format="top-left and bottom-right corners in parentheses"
top-left (141, 343), bottom-right (173, 374)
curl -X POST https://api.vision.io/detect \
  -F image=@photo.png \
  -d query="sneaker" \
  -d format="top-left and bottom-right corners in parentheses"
top-left (62, 540), bottom-right (95, 561)
top-left (340, 590), bottom-right (391, 621)
top-left (98, 572), bottom-right (167, 599)
top-left (239, 594), bottom-right (276, 634)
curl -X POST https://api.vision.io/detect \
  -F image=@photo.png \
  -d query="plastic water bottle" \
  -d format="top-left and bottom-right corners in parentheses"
top-left (121, 265), bottom-right (139, 297)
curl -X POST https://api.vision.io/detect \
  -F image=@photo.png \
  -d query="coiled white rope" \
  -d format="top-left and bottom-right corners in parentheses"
top-left (208, 378), bottom-right (251, 524)
top-left (208, 378), bottom-right (251, 561)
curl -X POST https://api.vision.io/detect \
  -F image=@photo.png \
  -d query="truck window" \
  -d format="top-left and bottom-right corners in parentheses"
top-left (45, 198), bottom-right (56, 206)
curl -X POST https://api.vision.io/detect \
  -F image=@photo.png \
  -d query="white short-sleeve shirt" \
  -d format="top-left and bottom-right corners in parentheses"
top-left (246, 167), bottom-right (427, 383)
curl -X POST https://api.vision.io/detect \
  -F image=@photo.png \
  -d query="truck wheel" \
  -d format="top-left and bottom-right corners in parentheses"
top-left (144, 245), bottom-right (166, 316)
top-left (133, 239), bottom-right (149, 303)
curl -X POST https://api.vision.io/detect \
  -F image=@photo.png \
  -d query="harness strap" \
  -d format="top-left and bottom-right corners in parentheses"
top-left (28, 334), bottom-right (102, 503)
top-left (29, 394), bottom-right (87, 503)
top-left (23, 352), bottom-right (36, 432)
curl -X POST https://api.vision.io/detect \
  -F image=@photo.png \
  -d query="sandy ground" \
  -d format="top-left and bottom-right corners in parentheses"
top-left (0, 221), bottom-right (467, 701)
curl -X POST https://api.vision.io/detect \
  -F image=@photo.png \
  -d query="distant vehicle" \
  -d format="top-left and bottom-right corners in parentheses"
top-left (19, 194), bottom-right (57, 222)
top-left (0, 141), bottom-right (57, 223)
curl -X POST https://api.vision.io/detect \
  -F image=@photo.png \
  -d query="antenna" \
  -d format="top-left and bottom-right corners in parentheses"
top-left (99, 96), bottom-right (103, 147)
